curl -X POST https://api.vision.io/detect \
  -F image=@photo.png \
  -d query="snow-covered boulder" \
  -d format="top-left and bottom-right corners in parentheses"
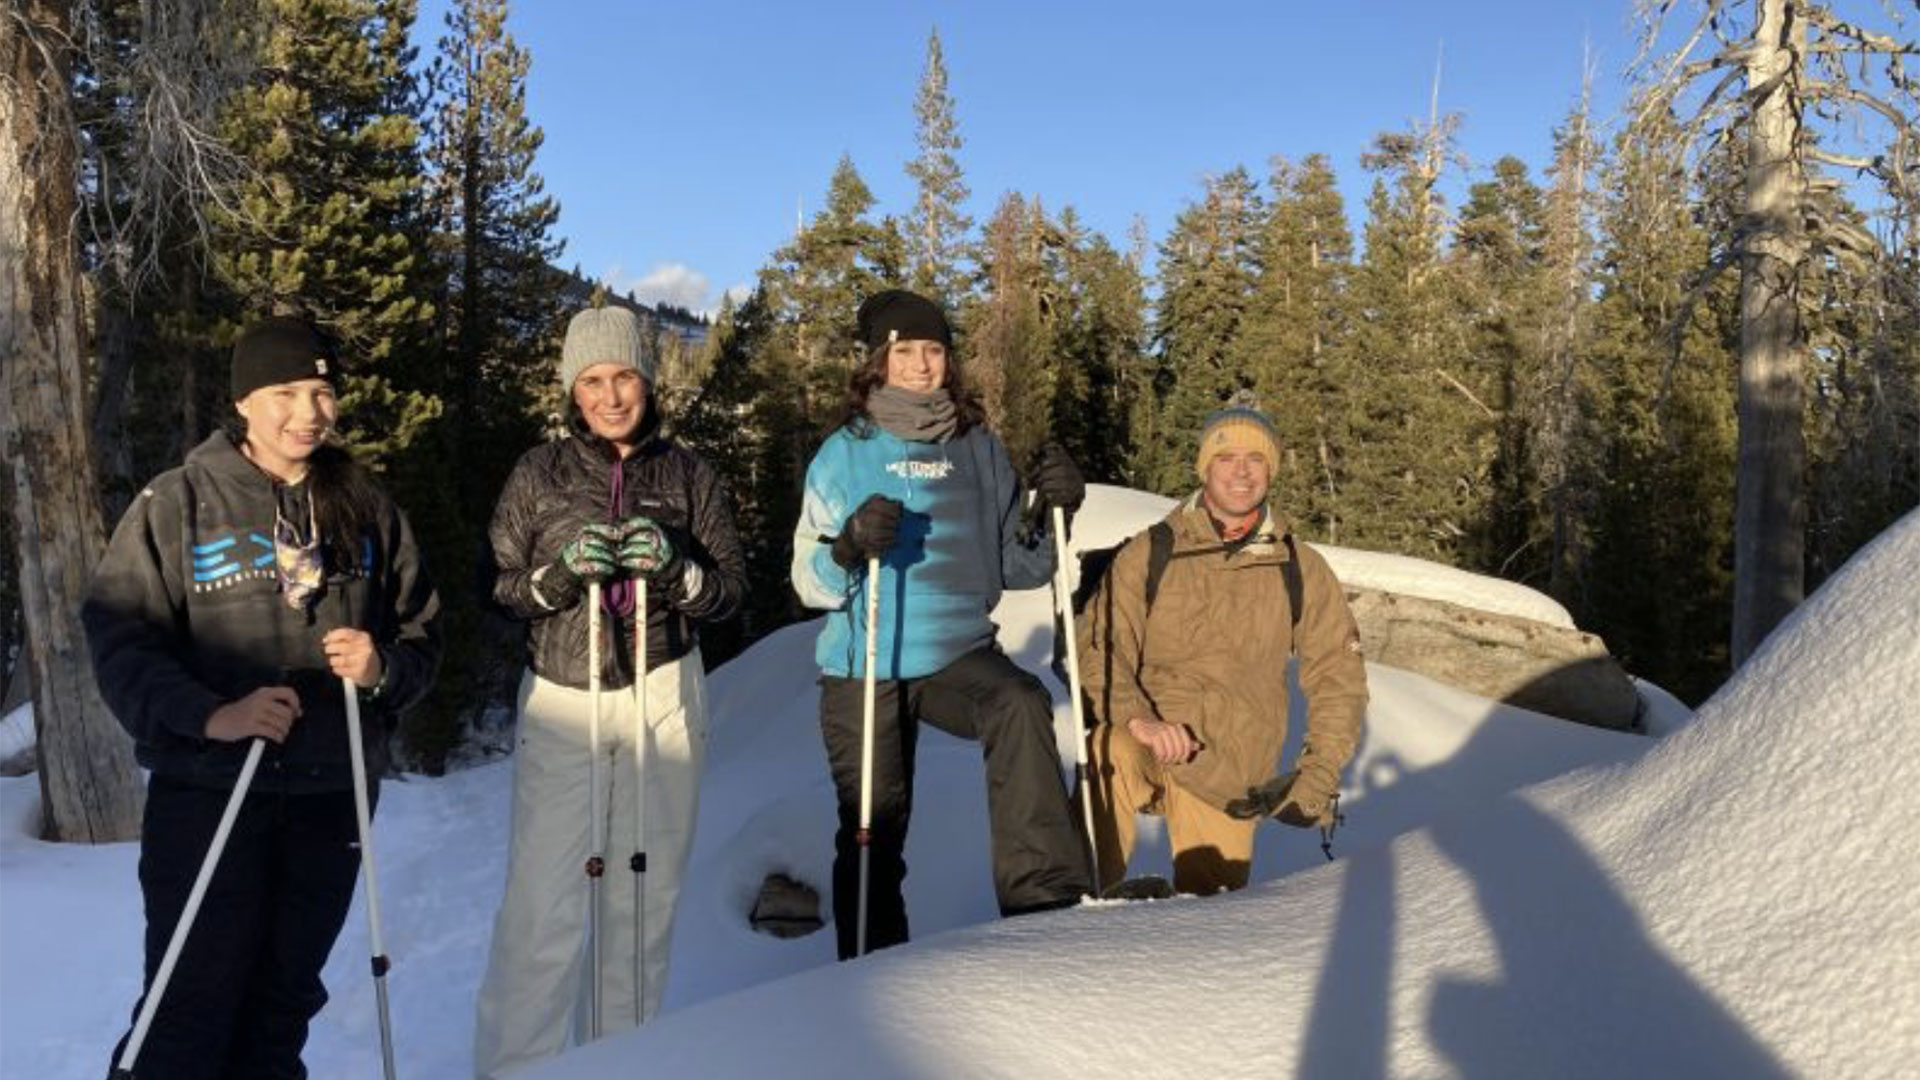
top-left (1072, 485), bottom-right (1639, 727)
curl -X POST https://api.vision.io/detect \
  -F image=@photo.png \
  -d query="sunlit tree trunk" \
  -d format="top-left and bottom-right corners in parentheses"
top-left (1731, 0), bottom-right (1809, 664)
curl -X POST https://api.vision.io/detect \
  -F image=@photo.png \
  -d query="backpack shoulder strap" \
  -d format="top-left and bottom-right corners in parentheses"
top-left (1281, 533), bottom-right (1305, 636)
top-left (1142, 521), bottom-right (1175, 610)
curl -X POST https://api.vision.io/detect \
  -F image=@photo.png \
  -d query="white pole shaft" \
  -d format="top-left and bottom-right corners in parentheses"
top-left (855, 555), bottom-right (880, 958)
top-left (586, 582), bottom-right (603, 1040)
top-left (114, 738), bottom-right (267, 1075)
top-left (1052, 506), bottom-right (1100, 891)
top-left (632, 577), bottom-right (648, 1026)
top-left (344, 678), bottom-right (398, 1080)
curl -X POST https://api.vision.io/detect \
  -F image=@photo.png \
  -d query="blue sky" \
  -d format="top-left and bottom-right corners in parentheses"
top-left (416, 1), bottom-right (1651, 314)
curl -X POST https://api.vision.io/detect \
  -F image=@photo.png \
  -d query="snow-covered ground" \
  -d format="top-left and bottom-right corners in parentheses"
top-left (3, 490), bottom-right (1913, 1078)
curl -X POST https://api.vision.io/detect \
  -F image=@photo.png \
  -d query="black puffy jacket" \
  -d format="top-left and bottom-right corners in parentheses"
top-left (489, 426), bottom-right (745, 689)
top-left (83, 433), bottom-right (442, 792)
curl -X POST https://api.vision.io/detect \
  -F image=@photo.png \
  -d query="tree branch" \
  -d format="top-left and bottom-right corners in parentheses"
top-left (1433, 368), bottom-right (1498, 420)
top-left (1802, 7), bottom-right (1920, 55)
top-left (1807, 147), bottom-right (1882, 171)
top-left (1803, 78), bottom-right (1918, 133)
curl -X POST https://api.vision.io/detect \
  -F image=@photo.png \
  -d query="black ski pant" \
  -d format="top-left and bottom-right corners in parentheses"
top-left (108, 774), bottom-right (369, 1079)
top-left (819, 645), bottom-right (1091, 960)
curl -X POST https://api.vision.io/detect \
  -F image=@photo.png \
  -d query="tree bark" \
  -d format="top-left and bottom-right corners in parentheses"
top-left (0, 0), bottom-right (145, 841)
top-left (1732, 0), bottom-right (1810, 666)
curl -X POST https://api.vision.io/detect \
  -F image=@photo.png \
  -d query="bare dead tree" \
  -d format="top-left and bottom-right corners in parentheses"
top-left (1634, 0), bottom-right (1919, 665)
top-left (79, 0), bottom-right (259, 291)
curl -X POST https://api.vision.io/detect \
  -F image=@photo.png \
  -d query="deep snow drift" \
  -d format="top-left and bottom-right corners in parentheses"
top-left (6, 491), bottom-right (1912, 1078)
top-left (524, 502), bottom-right (1920, 1078)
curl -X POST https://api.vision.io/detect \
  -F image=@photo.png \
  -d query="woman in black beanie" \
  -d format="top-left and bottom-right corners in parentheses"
top-left (84, 315), bottom-right (442, 1078)
top-left (792, 289), bottom-right (1093, 959)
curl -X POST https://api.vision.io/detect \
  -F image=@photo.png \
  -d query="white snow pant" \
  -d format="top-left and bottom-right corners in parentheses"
top-left (472, 655), bottom-right (708, 1079)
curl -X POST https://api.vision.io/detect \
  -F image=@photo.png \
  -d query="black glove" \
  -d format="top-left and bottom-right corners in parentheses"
top-left (1225, 772), bottom-right (1297, 821)
top-left (830, 495), bottom-right (904, 570)
top-left (1031, 442), bottom-right (1086, 516)
top-left (541, 521), bottom-right (623, 607)
top-left (1225, 768), bottom-right (1340, 828)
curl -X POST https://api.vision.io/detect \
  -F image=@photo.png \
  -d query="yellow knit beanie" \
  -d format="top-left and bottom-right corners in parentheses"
top-left (1195, 393), bottom-right (1281, 479)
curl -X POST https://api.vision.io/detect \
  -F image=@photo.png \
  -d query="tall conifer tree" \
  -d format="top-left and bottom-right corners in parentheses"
top-left (427, 0), bottom-right (562, 476)
top-left (1343, 112), bottom-right (1489, 558)
top-left (1236, 154), bottom-right (1352, 538)
top-left (905, 28), bottom-right (971, 307)
top-left (1051, 207), bottom-right (1150, 483)
top-left (212, 0), bottom-right (439, 466)
top-left (1139, 168), bottom-right (1261, 495)
top-left (968, 193), bottom-right (1057, 465)
top-left (1584, 95), bottom-right (1738, 703)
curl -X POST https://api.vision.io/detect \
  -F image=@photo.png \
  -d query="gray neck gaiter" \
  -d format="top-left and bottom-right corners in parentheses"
top-left (868, 385), bottom-right (958, 443)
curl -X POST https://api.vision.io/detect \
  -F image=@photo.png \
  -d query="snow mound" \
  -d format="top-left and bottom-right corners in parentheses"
top-left (526, 509), bottom-right (1920, 1079)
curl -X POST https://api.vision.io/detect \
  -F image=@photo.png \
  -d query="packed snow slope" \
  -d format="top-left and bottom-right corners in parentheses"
top-left (524, 502), bottom-right (1920, 1079)
top-left (17, 487), bottom-right (1901, 1078)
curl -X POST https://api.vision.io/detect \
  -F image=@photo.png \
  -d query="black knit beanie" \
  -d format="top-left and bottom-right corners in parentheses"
top-left (856, 289), bottom-right (952, 351)
top-left (230, 316), bottom-right (340, 400)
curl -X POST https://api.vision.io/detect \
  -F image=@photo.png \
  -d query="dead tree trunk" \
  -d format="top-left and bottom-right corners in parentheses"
top-left (1, 0), bottom-right (145, 842)
top-left (1731, 0), bottom-right (1810, 665)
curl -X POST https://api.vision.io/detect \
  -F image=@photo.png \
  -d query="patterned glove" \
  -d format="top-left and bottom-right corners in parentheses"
top-left (830, 495), bottom-right (904, 570)
top-left (541, 521), bottom-right (622, 607)
top-left (619, 516), bottom-right (684, 583)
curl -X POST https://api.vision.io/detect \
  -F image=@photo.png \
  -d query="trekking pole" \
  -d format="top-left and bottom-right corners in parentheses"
top-left (586, 582), bottom-right (606, 1039)
top-left (630, 577), bottom-right (649, 1026)
top-left (111, 738), bottom-right (267, 1079)
top-left (343, 674), bottom-right (398, 1080)
top-left (854, 556), bottom-right (880, 957)
top-left (1052, 505), bottom-right (1100, 891)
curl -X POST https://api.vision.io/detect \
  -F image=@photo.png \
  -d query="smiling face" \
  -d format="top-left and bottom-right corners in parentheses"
top-left (1202, 448), bottom-right (1272, 521)
top-left (883, 338), bottom-right (948, 394)
top-left (572, 363), bottom-right (649, 448)
top-left (235, 377), bottom-right (337, 482)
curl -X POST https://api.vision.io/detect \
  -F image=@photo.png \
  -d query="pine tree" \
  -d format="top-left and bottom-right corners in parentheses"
top-left (904, 27), bottom-right (971, 307)
top-left (1235, 154), bottom-right (1352, 538)
top-left (211, 0), bottom-right (440, 467)
top-left (674, 290), bottom-right (802, 660)
top-left (1341, 110), bottom-right (1490, 559)
top-left (762, 155), bottom-right (907, 437)
top-left (1529, 88), bottom-right (1603, 600)
top-left (405, 0), bottom-right (563, 770)
top-left (967, 193), bottom-right (1057, 465)
top-left (1583, 95), bottom-right (1739, 704)
top-left (426, 0), bottom-right (563, 485)
top-left (1051, 206), bottom-right (1149, 484)
top-left (1454, 155), bottom-right (1549, 577)
top-left (1138, 167), bottom-right (1261, 496)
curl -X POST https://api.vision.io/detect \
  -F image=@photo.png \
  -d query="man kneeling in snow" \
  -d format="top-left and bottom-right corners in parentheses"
top-left (1076, 396), bottom-right (1368, 896)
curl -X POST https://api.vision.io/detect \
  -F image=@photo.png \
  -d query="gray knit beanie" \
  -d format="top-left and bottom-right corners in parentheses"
top-left (559, 306), bottom-right (655, 389)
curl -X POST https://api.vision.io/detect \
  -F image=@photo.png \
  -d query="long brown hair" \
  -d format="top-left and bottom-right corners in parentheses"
top-left (838, 341), bottom-right (987, 437)
top-left (221, 418), bottom-right (384, 573)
